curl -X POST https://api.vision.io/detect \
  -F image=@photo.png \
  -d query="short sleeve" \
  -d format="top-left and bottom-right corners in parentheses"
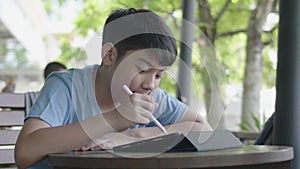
top-left (25, 73), bottom-right (75, 127)
top-left (146, 88), bottom-right (188, 127)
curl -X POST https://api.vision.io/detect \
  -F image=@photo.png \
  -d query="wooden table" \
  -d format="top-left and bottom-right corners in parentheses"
top-left (49, 145), bottom-right (293, 169)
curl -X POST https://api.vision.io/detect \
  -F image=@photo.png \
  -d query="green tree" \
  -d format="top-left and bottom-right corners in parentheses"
top-left (241, 0), bottom-right (276, 132)
top-left (43, 0), bottom-right (279, 131)
top-left (193, 0), bottom-right (278, 131)
top-left (0, 40), bottom-right (31, 68)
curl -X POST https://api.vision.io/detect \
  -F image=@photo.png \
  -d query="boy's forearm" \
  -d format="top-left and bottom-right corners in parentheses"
top-left (15, 121), bottom-right (90, 169)
top-left (15, 111), bottom-right (134, 169)
top-left (129, 121), bottom-right (210, 139)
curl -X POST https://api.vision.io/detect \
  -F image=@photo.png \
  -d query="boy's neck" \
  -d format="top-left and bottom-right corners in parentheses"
top-left (94, 67), bottom-right (116, 113)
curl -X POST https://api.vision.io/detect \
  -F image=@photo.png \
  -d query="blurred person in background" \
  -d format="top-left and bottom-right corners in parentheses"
top-left (1, 76), bottom-right (16, 92)
top-left (43, 61), bottom-right (67, 79)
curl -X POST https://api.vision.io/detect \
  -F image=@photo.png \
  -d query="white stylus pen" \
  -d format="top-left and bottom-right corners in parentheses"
top-left (123, 85), bottom-right (168, 135)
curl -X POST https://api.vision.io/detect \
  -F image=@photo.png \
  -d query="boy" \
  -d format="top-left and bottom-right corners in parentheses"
top-left (15, 8), bottom-right (211, 169)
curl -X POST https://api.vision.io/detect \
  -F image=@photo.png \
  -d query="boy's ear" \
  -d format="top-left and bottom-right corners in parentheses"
top-left (101, 42), bottom-right (117, 66)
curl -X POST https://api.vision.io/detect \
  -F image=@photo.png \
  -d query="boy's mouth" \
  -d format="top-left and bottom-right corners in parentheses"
top-left (133, 90), bottom-right (151, 95)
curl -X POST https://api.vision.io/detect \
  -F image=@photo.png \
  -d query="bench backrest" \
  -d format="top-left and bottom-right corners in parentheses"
top-left (0, 93), bottom-right (25, 168)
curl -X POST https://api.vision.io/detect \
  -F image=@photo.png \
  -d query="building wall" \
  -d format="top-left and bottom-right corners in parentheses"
top-left (0, 0), bottom-right (59, 66)
top-left (0, 0), bottom-right (60, 92)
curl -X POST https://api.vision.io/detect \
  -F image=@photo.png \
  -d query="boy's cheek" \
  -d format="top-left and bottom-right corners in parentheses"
top-left (111, 72), bottom-right (137, 103)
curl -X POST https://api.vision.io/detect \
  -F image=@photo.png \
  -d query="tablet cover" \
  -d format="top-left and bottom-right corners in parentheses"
top-left (113, 130), bottom-right (243, 153)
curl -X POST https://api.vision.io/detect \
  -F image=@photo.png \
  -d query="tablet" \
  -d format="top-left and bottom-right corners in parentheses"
top-left (113, 130), bottom-right (243, 153)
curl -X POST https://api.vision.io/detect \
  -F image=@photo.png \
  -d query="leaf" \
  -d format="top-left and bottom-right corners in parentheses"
top-left (250, 112), bottom-right (261, 131)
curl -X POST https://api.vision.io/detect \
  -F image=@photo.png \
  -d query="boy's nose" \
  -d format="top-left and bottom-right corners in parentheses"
top-left (142, 76), bottom-right (156, 91)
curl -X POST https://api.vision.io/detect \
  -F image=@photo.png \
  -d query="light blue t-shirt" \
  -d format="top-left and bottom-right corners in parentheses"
top-left (25, 65), bottom-right (187, 169)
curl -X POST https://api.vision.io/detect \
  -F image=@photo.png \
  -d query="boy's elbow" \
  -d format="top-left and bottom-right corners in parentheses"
top-left (15, 146), bottom-right (35, 169)
top-left (16, 162), bottom-right (29, 169)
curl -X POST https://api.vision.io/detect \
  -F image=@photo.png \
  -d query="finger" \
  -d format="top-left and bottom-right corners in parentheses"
top-left (146, 96), bottom-right (156, 111)
top-left (118, 94), bottom-right (154, 124)
top-left (95, 143), bottom-right (111, 150)
top-left (140, 94), bottom-right (154, 102)
top-left (91, 140), bottom-right (112, 150)
top-left (136, 107), bottom-right (153, 119)
top-left (80, 145), bottom-right (92, 151)
top-left (134, 109), bottom-right (151, 124)
top-left (129, 94), bottom-right (149, 108)
top-left (139, 101), bottom-right (157, 112)
top-left (151, 102), bottom-right (158, 112)
top-left (131, 93), bottom-right (155, 104)
top-left (90, 146), bottom-right (103, 151)
top-left (135, 95), bottom-right (156, 112)
top-left (102, 143), bottom-right (114, 149)
top-left (154, 102), bottom-right (158, 109)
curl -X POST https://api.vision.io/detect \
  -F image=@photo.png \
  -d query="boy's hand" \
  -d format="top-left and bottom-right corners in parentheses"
top-left (118, 93), bottom-right (158, 125)
top-left (74, 131), bottom-right (143, 151)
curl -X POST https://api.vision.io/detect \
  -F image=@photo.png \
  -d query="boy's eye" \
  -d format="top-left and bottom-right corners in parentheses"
top-left (139, 70), bottom-right (146, 74)
top-left (155, 73), bottom-right (164, 79)
top-left (155, 75), bottom-right (162, 79)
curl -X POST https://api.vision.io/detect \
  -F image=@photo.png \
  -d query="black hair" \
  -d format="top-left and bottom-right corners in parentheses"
top-left (102, 8), bottom-right (177, 66)
top-left (44, 62), bottom-right (67, 79)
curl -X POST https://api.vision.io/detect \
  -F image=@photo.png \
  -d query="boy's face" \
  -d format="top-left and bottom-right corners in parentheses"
top-left (111, 49), bottom-right (167, 98)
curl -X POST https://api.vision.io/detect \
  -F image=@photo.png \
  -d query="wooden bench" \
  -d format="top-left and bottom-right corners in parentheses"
top-left (0, 93), bottom-right (25, 168)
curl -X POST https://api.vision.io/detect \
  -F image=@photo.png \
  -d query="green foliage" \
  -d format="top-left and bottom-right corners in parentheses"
top-left (191, 44), bottom-right (207, 100)
top-left (41, 0), bottom-right (69, 19)
top-left (13, 47), bottom-right (27, 67)
top-left (262, 46), bottom-right (277, 87)
top-left (215, 33), bottom-right (247, 82)
top-left (56, 35), bottom-right (87, 67)
top-left (215, 0), bottom-right (251, 33)
top-left (159, 72), bottom-right (177, 96)
top-left (0, 41), bottom-right (31, 68)
top-left (240, 112), bottom-right (267, 132)
top-left (41, 0), bottom-right (53, 14)
top-left (42, 0), bottom-right (278, 100)
top-left (115, 0), bottom-right (181, 13)
top-left (74, 0), bottom-right (108, 36)
top-left (211, 0), bottom-right (251, 83)
top-left (1, 43), bottom-right (8, 56)
top-left (191, 67), bottom-right (205, 100)
top-left (73, 0), bottom-right (182, 37)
